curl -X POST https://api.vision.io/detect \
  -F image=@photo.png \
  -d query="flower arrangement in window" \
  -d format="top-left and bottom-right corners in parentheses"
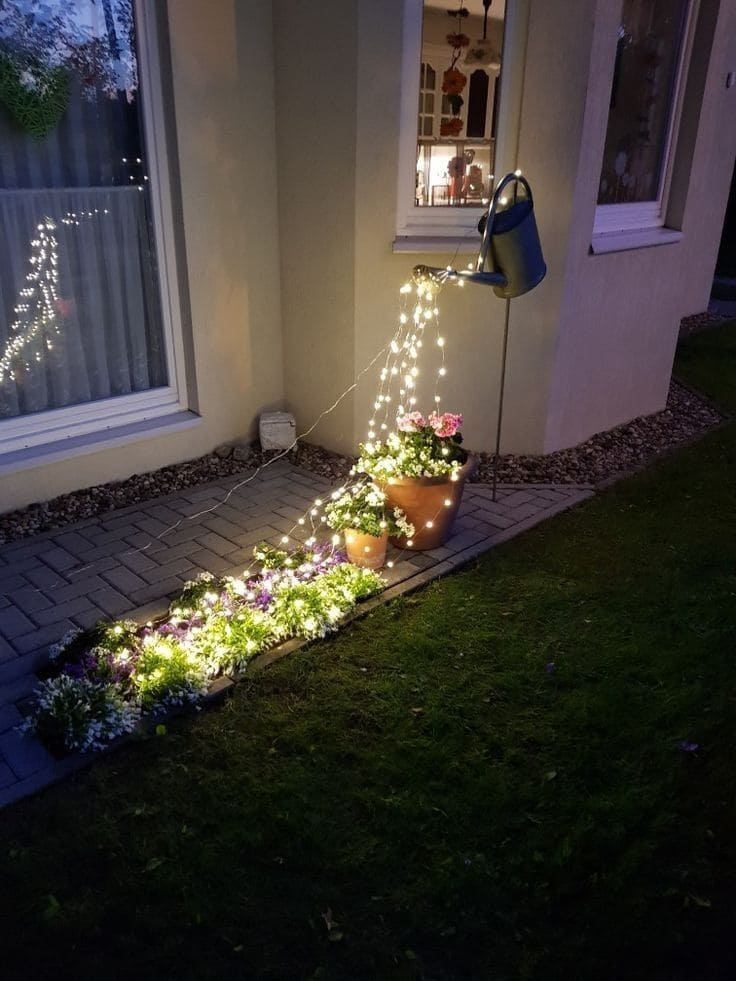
top-left (440, 6), bottom-right (471, 137)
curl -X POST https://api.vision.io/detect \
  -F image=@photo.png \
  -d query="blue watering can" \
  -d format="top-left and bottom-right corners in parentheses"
top-left (413, 172), bottom-right (546, 299)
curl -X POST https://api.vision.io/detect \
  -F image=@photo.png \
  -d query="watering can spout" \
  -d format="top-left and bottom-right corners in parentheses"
top-left (412, 172), bottom-right (546, 299)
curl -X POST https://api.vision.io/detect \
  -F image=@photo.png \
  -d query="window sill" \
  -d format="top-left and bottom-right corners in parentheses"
top-left (590, 227), bottom-right (683, 255)
top-left (0, 411), bottom-right (202, 476)
top-left (392, 236), bottom-right (481, 255)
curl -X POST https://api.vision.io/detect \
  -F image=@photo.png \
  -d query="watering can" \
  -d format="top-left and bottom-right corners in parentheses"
top-left (413, 172), bottom-right (546, 299)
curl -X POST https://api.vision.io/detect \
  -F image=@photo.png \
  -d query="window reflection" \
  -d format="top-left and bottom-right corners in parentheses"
top-left (598, 0), bottom-right (689, 205)
top-left (415, 1), bottom-right (505, 208)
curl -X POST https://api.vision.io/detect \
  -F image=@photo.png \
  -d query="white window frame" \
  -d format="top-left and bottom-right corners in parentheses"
top-left (394, 0), bottom-right (531, 250)
top-left (593, 0), bottom-right (698, 237)
top-left (0, 0), bottom-right (189, 456)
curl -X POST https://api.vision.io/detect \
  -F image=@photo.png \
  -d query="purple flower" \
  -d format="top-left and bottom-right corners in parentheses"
top-left (545, 662), bottom-right (556, 674)
top-left (678, 740), bottom-right (699, 753)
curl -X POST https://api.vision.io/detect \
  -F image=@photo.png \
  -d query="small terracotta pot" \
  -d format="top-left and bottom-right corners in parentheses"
top-left (344, 528), bottom-right (389, 569)
top-left (383, 454), bottom-right (476, 551)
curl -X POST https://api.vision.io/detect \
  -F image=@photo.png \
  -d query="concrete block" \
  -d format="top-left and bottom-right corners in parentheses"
top-left (0, 606), bottom-right (34, 641)
top-left (88, 587), bottom-right (134, 619)
top-left (0, 729), bottom-right (55, 779)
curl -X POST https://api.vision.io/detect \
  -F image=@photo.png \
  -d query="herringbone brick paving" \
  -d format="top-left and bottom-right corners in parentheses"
top-left (0, 459), bottom-right (592, 806)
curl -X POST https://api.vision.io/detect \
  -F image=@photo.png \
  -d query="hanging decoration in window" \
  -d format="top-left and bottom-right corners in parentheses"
top-left (440, 5), bottom-right (469, 137)
top-left (464, 0), bottom-right (501, 69)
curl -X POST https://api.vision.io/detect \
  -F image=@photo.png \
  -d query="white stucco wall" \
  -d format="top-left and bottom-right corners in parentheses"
top-left (2, 0), bottom-right (285, 513)
top-left (543, 0), bottom-right (736, 451)
top-left (3, 0), bottom-right (734, 514)
top-left (274, 0), bottom-right (523, 457)
top-left (275, 0), bottom-right (736, 459)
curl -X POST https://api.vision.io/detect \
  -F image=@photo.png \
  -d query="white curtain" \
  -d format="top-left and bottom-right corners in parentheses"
top-left (0, 0), bottom-right (167, 423)
top-left (0, 187), bottom-right (166, 419)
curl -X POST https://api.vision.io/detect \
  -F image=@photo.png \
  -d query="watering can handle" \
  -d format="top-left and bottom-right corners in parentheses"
top-left (476, 173), bottom-right (534, 275)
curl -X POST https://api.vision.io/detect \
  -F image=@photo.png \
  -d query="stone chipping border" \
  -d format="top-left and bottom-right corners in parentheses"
top-left (0, 314), bottom-right (730, 547)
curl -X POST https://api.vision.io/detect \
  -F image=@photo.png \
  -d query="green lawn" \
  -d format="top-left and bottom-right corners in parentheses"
top-left (1, 325), bottom-right (735, 981)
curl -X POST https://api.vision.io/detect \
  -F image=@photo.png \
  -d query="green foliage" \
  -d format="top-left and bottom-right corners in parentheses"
top-left (318, 562), bottom-right (385, 603)
top-left (270, 581), bottom-right (348, 640)
top-left (189, 608), bottom-right (277, 675)
top-left (324, 482), bottom-right (414, 537)
top-left (175, 572), bottom-right (219, 612)
top-left (358, 426), bottom-right (465, 481)
top-left (0, 54), bottom-right (70, 139)
top-left (253, 543), bottom-right (313, 570)
top-left (130, 637), bottom-right (207, 712)
top-left (24, 676), bottom-right (139, 755)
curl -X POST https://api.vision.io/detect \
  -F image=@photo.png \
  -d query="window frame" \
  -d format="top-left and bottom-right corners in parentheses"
top-left (0, 0), bottom-right (189, 456)
top-left (394, 0), bottom-right (530, 250)
top-left (593, 0), bottom-right (699, 237)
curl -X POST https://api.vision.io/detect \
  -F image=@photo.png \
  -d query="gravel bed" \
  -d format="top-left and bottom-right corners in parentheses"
top-left (678, 310), bottom-right (729, 338)
top-left (0, 318), bottom-right (728, 547)
top-left (0, 378), bottom-right (724, 547)
top-left (474, 379), bottom-right (723, 486)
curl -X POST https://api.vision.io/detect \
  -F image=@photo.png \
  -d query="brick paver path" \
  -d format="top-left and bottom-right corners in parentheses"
top-left (0, 460), bottom-right (593, 807)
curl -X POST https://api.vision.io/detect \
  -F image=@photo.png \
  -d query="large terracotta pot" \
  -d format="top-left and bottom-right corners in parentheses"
top-left (344, 528), bottom-right (389, 569)
top-left (383, 454), bottom-right (476, 551)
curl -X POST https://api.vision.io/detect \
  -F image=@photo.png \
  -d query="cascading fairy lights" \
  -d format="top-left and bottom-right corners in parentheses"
top-left (274, 272), bottom-right (460, 556)
top-left (0, 208), bottom-right (108, 385)
top-left (0, 219), bottom-right (60, 384)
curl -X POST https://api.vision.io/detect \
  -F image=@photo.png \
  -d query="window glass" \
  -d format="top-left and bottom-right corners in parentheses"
top-left (598, 0), bottom-right (689, 206)
top-left (415, 0), bottom-right (505, 209)
top-left (0, 0), bottom-right (167, 422)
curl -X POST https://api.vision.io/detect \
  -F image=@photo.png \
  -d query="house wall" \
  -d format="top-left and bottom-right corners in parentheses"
top-left (273, 0), bottom-right (359, 455)
top-left (274, 0), bottom-right (532, 457)
top-left (543, 0), bottom-right (736, 451)
top-left (275, 0), bottom-right (736, 459)
top-left (2, 0), bottom-right (285, 514)
top-left (3, 0), bottom-right (733, 514)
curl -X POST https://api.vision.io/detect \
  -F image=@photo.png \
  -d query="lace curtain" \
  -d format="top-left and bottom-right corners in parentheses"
top-left (0, 0), bottom-right (167, 422)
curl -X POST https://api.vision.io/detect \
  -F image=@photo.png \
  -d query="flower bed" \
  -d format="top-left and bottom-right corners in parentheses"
top-left (21, 544), bottom-right (384, 756)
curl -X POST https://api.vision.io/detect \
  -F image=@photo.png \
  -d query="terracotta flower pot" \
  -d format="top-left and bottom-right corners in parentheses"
top-left (344, 528), bottom-right (389, 569)
top-left (383, 455), bottom-right (476, 551)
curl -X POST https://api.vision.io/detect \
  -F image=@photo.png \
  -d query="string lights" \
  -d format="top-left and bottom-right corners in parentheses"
top-left (0, 208), bottom-right (108, 385)
top-left (273, 272), bottom-right (456, 553)
top-left (0, 219), bottom-right (60, 384)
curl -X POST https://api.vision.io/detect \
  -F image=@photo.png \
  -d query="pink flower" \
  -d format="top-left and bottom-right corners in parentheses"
top-left (429, 411), bottom-right (462, 438)
top-left (397, 411), bottom-right (426, 432)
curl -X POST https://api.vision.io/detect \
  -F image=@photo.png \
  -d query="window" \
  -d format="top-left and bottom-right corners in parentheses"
top-left (594, 0), bottom-right (695, 236)
top-left (0, 0), bottom-right (186, 453)
top-left (395, 0), bottom-right (529, 248)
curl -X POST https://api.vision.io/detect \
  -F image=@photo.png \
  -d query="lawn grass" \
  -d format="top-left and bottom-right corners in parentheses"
top-left (0, 324), bottom-right (735, 980)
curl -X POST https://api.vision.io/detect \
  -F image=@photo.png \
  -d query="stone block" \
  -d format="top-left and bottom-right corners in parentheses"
top-left (0, 607), bottom-right (34, 641)
top-left (0, 729), bottom-right (55, 780)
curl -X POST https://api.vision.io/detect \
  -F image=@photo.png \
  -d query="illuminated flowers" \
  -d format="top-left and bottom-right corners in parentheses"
top-left (357, 410), bottom-right (466, 480)
top-left (324, 481), bottom-right (414, 540)
top-left (21, 545), bottom-right (385, 756)
top-left (441, 68), bottom-right (467, 96)
top-left (429, 411), bottom-right (463, 438)
top-left (397, 411), bottom-right (426, 433)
